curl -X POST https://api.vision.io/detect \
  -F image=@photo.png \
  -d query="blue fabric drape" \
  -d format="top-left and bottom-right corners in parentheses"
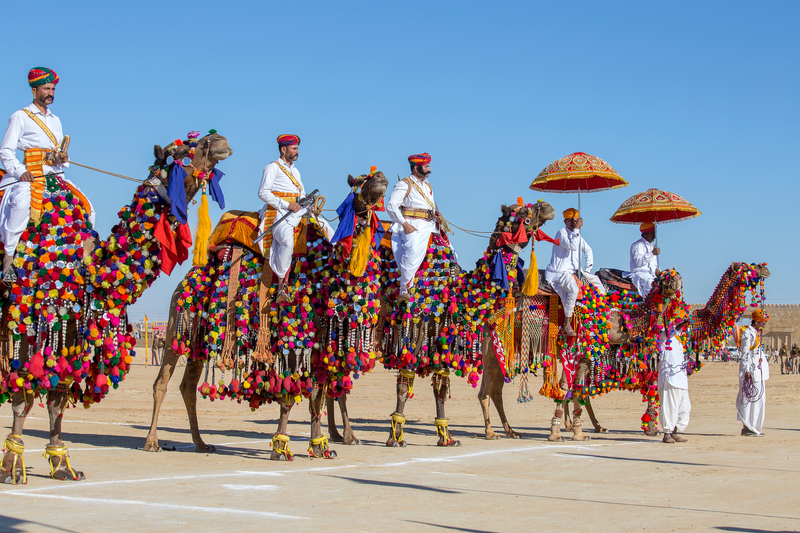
top-left (330, 193), bottom-right (356, 244)
top-left (208, 168), bottom-right (225, 210)
top-left (491, 250), bottom-right (510, 290)
top-left (167, 164), bottom-right (188, 224)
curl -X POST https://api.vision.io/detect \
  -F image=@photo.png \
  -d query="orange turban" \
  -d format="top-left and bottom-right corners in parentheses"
top-left (277, 134), bottom-right (300, 146)
top-left (640, 222), bottom-right (655, 233)
top-left (408, 153), bottom-right (431, 166)
top-left (562, 208), bottom-right (579, 219)
top-left (752, 309), bottom-right (769, 323)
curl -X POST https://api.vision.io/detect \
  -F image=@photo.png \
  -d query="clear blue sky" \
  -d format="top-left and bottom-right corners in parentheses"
top-left (2, 1), bottom-right (797, 322)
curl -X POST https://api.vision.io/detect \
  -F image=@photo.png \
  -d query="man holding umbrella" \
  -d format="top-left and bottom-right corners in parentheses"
top-left (626, 222), bottom-right (660, 298)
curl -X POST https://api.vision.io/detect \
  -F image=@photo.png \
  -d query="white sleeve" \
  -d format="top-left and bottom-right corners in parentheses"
top-left (582, 239), bottom-right (594, 273)
top-left (739, 330), bottom-right (755, 374)
top-left (0, 113), bottom-right (26, 179)
top-left (386, 180), bottom-right (409, 226)
top-left (556, 228), bottom-right (581, 251)
top-left (258, 164), bottom-right (289, 210)
top-left (631, 241), bottom-right (653, 269)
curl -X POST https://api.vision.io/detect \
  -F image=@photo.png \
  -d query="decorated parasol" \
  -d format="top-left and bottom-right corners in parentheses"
top-left (609, 187), bottom-right (702, 266)
top-left (531, 152), bottom-right (628, 269)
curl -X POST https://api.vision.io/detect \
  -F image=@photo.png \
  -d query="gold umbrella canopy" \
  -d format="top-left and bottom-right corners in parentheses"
top-left (609, 188), bottom-right (701, 225)
top-left (530, 152), bottom-right (628, 193)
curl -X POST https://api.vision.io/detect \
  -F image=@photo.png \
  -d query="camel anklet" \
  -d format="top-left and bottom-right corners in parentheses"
top-left (389, 412), bottom-right (406, 444)
top-left (44, 444), bottom-right (79, 480)
top-left (3, 434), bottom-right (26, 484)
top-left (308, 435), bottom-right (332, 459)
top-left (271, 433), bottom-right (293, 461)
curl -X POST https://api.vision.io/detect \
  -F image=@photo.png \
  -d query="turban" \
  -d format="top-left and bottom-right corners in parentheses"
top-left (562, 208), bottom-right (579, 219)
top-left (640, 222), bottom-right (655, 233)
top-left (408, 153), bottom-right (431, 166)
top-left (28, 67), bottom-right (59, 88)
top-left (277, 134), bottom-right (300, 146)
top-left (752, 309), bottom-right (769, 323)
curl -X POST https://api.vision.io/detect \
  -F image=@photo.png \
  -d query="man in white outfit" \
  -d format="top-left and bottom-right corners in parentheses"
top-left (658, 319), bottom-right (691, 443)
top-left (625, 222), bottom-right (660, 298)
top-left (736, 309), bottom-right (770, 437)
top-left (386, 152), bottom-right (439, 302)
top-left (544, 208), bottom-right (605, 336)
top-left (0, 67), bottom-right (95, 284)
top-left (257, 134), bottom-right (308, 303)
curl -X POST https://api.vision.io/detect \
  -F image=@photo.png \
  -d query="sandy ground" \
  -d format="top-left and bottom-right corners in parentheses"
top-left (0, 354), bottom-right (798, 533)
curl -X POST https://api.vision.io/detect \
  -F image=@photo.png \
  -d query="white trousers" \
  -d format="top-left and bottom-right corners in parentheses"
top-left (545, 270), bottom-right (605, 318)
top-left (659, 382), bottom-right (691, 432)
top-left (736, 378), bottom-right (766, 434)
top-left (0, 178), bottom-right (96, 257)
top-left (268, 220), bottom-right (297, 280)
top-left (391, 219), bottom-right (435, 289)
top-left (631, 271), bottom-right (655, 298)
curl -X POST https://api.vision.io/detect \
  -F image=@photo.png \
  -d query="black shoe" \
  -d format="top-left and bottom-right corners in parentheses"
top-left (2, 267), bottom-right (16, 287)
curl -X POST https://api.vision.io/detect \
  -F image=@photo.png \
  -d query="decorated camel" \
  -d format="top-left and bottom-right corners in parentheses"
top-left (478, 261), bottom-right (769, 441)
top-left (367, 199), bottom-right (555, 447)
top-left (144, 169), bottom-right (389, 460)
top-left (0, 132), bottom-right (232, 483)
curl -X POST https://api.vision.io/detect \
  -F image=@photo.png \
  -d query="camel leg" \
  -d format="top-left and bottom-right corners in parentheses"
top-left (434, 373), bottom-right (460, 447)
top-left (271, 398), bottom-right (295, 461)
top-left (547, 404), bottom-right (565, 442)
top-left (478, 373), bottom-right (499, 440)
top-left (488, 380), bottom-right (519, 439)
top-left (387, 371), bottom-right (413, 447)
top-left (179, 359), bottom-right (215, 452)
top-left (308, 388), bottom-right (336, 459)
top-left (584, 397), bottom-right (607, 433)
top-left (478, 335), bottom-right (517, 439)
top-left (143, 343), bottom-right (182, 452)
top-left (43, 388), bottom-right (85, 481)
top-left (1, 392), bottom-right (33, 484)
top-left (642, 392), bottom-right (659, 437)
top-left (570, 399), bottom-right (590, 441)
top-left (327, 395), bottom-right (343, 443)
top-left (338, 394), bottom-right (360, 445)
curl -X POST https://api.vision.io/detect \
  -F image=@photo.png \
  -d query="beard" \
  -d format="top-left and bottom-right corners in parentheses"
top-left (416, 166), bottom-right (431, 177)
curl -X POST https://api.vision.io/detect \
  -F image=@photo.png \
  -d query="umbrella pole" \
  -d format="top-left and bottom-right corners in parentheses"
top-left (655, 222), bottom-right (660, 270)
top-left (578, 187), bottom-right (583, 273)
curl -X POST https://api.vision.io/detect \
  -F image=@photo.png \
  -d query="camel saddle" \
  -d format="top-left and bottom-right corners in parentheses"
top-left (595, 268), bottom-right (638, 295)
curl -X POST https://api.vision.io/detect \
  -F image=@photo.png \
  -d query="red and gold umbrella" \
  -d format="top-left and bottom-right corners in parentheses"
top-left (530, 152), bottom-right (628, 194)
top-left (609, 188), bottom-right (701, 225)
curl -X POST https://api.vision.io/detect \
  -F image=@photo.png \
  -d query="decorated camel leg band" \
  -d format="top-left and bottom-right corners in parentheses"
top-left (433, 369), bottom-right (450, 377)
top-left (2, 435), bottom-right (26, 485)
top-left (391, 413), bottom-right (406, 425)
top-left (273, 433), bottom-right (290, 443)
top-left (272, 434), bottom-right (294, 460)
top-left (390, 413), bottom-right (405, 442)
top-left (399, 369), bottom-right (416, 379)
top-left (434, 418), bottom-right (449, 428)
top-left (44, 444), bottom-right (79, 480)
top-left (308, 435), bottom-right (331, 458)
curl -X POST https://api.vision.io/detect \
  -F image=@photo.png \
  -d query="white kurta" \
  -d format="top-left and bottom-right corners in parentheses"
top-left (257, 160), bottom-right (307, 279)
top-left (544, 226), bottom-right (604, 317)
top-left (626, 237), bottom-right (658, 297)
top-left (736, 325), bottom-right (769, 434)
top-left (386, 176), bottom-right (436, 289)
top-left (0, 104), bottom-right (95, 256)
top-left (658, 332), bottom-right (690, 433)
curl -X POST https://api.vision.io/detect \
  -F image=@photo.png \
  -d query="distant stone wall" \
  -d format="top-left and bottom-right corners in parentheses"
top-left (690, 303), bottom-right (799, 349)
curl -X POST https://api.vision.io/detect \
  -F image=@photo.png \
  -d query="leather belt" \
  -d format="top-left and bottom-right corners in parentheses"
top-left (401, 207), bottom-right (435, 221)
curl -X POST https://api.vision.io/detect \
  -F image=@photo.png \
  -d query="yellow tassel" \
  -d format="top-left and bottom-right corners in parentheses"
top-left (349, 225), bottom-right (372, 277)
top-left (193, 190), bottom-right (211, 267)
top-left (521, 242), bottom-right (539, 296)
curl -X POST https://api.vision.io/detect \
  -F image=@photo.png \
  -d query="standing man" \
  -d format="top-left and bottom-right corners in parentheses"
top-left (779, 344), bottom-right (788, 374)
top-left (791, 343), bottom-right (799, 374)
top-left (0, 67), bottom-right (95, 284)
top-left (258, 135), bottom-right (307, 303)
top-left (658, 320), bottom-right (691, 443)
top-left (625, 222), bottom-right (660, 298)
top-left (736, 309), bottom-right (770, 437)
top-left (386, 153), bottom-right (440, 302)
top-left (544, 208), bottom-right (605, 336)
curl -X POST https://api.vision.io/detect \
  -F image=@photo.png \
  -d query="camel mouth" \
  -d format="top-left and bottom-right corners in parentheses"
top-left (210, 146), bottom-right (233, 161)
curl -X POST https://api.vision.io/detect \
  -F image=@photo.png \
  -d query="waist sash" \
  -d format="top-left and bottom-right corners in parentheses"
top-left (400, 206), bottom-right (435, 221)
top-left (262, 191), bottom-right (299, 254)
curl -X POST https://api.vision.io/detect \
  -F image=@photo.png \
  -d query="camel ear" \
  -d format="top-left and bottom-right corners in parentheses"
top-left (501, 204), bottom-right (510, 218)
top-left (154, 145), bottom-right (164, 162)
top-left (347, 174), bottom-right (356, 187)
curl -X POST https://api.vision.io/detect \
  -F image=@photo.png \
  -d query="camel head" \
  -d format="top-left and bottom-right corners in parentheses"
top-left (488, 199), bottom-right (555, 253)
top-left (654, 268), bottom-right (683, 300)
top-left (350, 170), bottom-right (389, 216)
top-left (150, 132), bottom-right (233, 203)
top-left (748, 262), bottom-right (771, 280)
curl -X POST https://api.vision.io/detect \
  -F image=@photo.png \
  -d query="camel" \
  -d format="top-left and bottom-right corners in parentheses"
top-left (478, 262), bottom-right (770, 442)
top-left (143, 170), bottom-right (389, 460)
top-left (372, 200), bottom-right (556, 447)
top-left (0, 132), bottom-right (232, 484)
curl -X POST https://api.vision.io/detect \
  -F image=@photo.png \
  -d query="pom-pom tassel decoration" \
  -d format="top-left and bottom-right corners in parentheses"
top-left (193, 188), bottom-right (211, 267)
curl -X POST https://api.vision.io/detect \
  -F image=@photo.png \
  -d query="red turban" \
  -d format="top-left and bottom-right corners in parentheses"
top-left (408, 153), bottom-right (431, 166)
top-left (28, 67), bottom-right (59, 88)
top-left (277, 134), bottom-right (300, 146)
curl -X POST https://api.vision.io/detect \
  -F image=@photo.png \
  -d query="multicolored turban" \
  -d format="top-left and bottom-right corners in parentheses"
top-left (752, 309), bottom-right (769, 323)
top-left (28, 67), bottom-right (59, 88)
top-left (562, 208), bottom-right (579, 219)
top-left (277, 134), bottom-right (300, 146)
top-left (408, 153), bottom-right (431, 166)
top-left (640, 222), bottom-right (655, 232)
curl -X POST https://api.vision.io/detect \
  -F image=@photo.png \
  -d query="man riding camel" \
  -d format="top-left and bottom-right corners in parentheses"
top-left (625, 222), bottom-right (660, 297)
top-left (257, 134), bottom-right (310, 303)
top-left (544, 208), bottom-right (605, 336)
top-left (0, 67), bottom-right (95, 285)
top-left (386, 152), bottom-right (444, 303)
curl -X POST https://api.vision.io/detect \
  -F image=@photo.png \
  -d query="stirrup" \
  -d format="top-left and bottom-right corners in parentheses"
top-left (435, 418), bottom-right (457, 446)
top-left (308, 435), bottom-right (331, 458)
top-left (44, 444), bottom-right (79, 480)
top-left (2, 267), bottom-right (17, 287)
top-left (389, 412), bottom-right (406, 443)
top-left (3, 435), bottom-right (26, 485)
top-left (271, 433), bottom-right (293, 461)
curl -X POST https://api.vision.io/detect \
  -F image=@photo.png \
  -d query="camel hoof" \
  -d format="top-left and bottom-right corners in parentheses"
top-left (329, 433), bottom-right (345, 444)
top-left (196, 444), bottom-right (217, 453)
top-left (386, 438), bottom-right (407, 448)
top-left (142, 442), bottom-right (162, 452)
top-left (485, 432), bottom-right (500, 440)
top-left (644, 430), bottom-right (659, 437)
top-left (52, 468), bottom-right (85, 481)
top-left (593, 427), bottom-right (608, 433)
top-left (506, 430), bottom-right (520, 439)
top-left (343, 435), bottom-right (361, 446)
top-left (270, 451), bottom-right (289, 461)
top-left (0, 470), bottom-right (23, 485)
top-left (438, 439), bottom-right (461, 447)
top-left (547, 435), bottom-right (565, 442)
top-left (571, 435), bottom-right (591, 441)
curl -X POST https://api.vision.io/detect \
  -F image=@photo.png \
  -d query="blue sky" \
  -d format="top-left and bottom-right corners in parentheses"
top-left (1, 1), bottom-right (797, 321)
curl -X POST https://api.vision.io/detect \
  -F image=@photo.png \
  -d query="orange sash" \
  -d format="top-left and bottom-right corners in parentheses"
top-left (21, 109), bottom-right (59, 225)
top-left (261, 191), bottom-right (299, 254)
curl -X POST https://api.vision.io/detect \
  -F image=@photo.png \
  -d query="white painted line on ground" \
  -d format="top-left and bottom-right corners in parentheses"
top-left (222, 484), bottom-right (278, 491)
top-left (429, 471), bottom-right (478, 476)
top-left (2, 492), bottom-right (306, 519)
